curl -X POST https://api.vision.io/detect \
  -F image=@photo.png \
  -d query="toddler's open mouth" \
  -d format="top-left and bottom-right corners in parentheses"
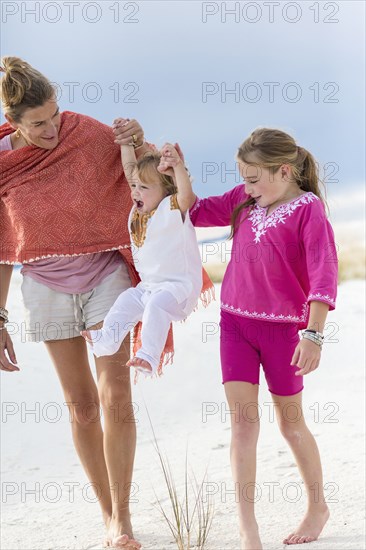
top-left (135, 200), bottom-right (144, 209)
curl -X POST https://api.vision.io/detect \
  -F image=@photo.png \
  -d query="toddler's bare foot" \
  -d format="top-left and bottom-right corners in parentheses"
top-left (283, 505), bottom-right (330, 544)
top-left (80, 330), bottom-right (93, 347)
top-left (126, 356), bottom-right (152, 373)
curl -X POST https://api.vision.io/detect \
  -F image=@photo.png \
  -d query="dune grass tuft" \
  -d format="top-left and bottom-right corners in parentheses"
top-left (147, 410), bottom-right (214, 549)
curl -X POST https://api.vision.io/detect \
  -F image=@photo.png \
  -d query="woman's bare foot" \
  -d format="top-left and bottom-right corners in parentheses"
top-left (126, 356), bottom-right (152, 374)
top-left (283, 505), bottom-right (330, 545)
top-left (112, 534), bottom-right (141, 549)
top-left (105, 516), bottom-right (141, 549)
top-left (80, 329), bottom-right (93, 347)
top-left (240, 524), bottom-right (263, 550)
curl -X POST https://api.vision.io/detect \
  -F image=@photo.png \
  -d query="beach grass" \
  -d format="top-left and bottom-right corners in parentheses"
top-left (147, 410), bottom-right (214, 549)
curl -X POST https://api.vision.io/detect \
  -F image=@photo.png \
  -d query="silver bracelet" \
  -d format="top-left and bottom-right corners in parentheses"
top-left (303, 329), bottom-right (324, 339)
top-left (0, 307), bottom-right (9, 324)
top-left (302, 332), bottom-right (323, 347)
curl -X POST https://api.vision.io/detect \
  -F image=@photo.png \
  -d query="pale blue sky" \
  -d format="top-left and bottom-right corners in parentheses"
top-left (1, 0), bottom-right (365, 199)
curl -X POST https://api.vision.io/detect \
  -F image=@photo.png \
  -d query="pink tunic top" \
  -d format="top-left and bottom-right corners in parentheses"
top-left (190, 185), bottom-right (338, 329)
top-left (1, 134), bottom-right (123, 294)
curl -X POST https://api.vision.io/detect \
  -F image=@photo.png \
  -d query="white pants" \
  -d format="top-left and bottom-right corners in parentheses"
top-left (87, 285), bottom-right (188, 373)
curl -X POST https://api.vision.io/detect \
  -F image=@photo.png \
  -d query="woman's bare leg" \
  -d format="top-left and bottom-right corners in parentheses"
top-left (93, 324), bottom-right (139, 549)
top-left (272, 392), bottom-right (330, 545)
top-left (224, 381), bottom-right (263, 550)
top-left (45, 336), bottom-right (112, 524)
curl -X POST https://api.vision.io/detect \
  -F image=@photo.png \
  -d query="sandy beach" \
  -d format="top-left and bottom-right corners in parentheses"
top-left (1, 265), bottom-right (365, 549)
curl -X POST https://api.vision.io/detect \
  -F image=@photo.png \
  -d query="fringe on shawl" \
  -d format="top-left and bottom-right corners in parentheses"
top-left (132, 323), bottom-right (175, 384)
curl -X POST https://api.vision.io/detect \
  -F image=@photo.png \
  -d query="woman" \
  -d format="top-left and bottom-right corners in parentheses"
top-left (0, 56), bottom-right (150, 549)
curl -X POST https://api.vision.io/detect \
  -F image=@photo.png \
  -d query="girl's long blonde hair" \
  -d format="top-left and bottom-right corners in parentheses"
top-left (230, 128), bottom-right (327, 238)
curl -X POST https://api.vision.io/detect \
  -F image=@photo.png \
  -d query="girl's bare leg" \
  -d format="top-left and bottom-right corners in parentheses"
top-left (224, 381), bottom-right (263, 550)
top-left (45, 336), bottom-right (112, 525)
top-left (272, 392), bottom-right (330, 545)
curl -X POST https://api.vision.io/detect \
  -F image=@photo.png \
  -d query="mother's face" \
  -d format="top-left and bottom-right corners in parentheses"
top-left (8, 98), bottom-right (61, 150)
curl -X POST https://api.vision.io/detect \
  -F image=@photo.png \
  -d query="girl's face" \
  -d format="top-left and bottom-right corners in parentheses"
top-left (7, 98), bottom-right (61, 150)
top-left (130, 176), bottom-right (167, 214)
top-left (238, 161), bottom-right (299, 209)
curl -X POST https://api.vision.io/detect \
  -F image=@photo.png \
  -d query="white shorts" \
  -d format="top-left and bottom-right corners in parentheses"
top-left (20, 263), bottom-right (131, 342)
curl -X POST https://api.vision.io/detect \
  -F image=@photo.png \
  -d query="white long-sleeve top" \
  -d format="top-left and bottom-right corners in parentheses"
top-left (128, 195), bottom-right (203, 314)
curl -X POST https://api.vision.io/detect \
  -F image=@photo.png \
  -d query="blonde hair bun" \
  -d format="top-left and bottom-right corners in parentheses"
top-left (0, 56), bottom-right (54, 121)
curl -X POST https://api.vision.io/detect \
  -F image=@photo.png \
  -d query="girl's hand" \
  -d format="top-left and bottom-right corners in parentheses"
top-left (158, 142), bottom-right (184, 174)
top-left (0, 328), bottom-right (20, 372)
top-left (291, 338), bottom-right (321, 376)
top-left (112, 118), bottom-right (144, 147)
top-left (173, 142), bottom-right (185, 164)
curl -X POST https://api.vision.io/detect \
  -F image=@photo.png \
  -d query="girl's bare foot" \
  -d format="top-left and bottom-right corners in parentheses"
top-left (126, 356), bottom-right (152, 374)
top-left (283, 505), bottom-right (330, 545)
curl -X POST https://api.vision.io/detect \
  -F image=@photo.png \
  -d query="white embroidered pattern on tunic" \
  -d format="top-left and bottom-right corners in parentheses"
top-left (308, 292), bottom-right (336, 307)
top-left (221, 301), bottom-right (309, 324)
top-left (248, 193), bottom-right (317, 243)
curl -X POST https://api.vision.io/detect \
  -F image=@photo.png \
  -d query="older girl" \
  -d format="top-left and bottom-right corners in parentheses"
top-left (161, 128), bottom-right (338, 549)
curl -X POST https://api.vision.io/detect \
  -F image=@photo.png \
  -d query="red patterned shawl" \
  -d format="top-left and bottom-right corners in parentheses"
top-left (0, 111), bottom-right (134, 265)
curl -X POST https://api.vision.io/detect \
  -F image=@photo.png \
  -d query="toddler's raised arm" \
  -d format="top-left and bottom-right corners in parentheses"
top-left (158, 143), bottom-right (195, 213)
top-left (120, 144), bottom-right (138, 185)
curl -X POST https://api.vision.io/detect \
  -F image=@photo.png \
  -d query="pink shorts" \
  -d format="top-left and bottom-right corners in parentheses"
top-left (220, 310), bottom-right (303, 396)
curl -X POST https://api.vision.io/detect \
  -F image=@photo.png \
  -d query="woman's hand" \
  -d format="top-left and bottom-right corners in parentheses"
top-left (0, 328), bottom-right (19, 372)
top-left (291, 338), bottom-right (321, 376)
top-left (113, 118), bottom-right (144, 147)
